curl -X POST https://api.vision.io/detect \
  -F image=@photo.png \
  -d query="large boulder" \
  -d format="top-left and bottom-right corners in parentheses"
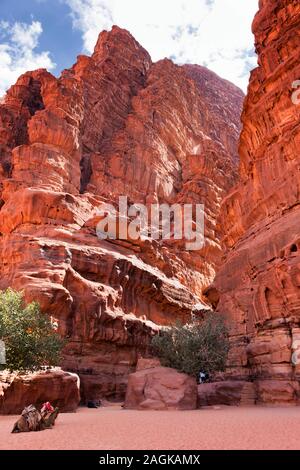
top-left (0, 369), bottom-right (80, 414)
top-left (197, 381), bottom-right (256, 407)
top-left (124, 366), bottom-right (197, 410)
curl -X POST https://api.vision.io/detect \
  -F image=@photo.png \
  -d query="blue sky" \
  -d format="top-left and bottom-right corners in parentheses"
top-left (0, 0), bottom-right (259, 96)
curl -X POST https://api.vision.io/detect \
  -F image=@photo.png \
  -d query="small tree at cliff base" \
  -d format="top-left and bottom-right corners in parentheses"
top-left (151, 312), bottom-right (229, 378)
top-left (0, 289), bottom-right (65, 372)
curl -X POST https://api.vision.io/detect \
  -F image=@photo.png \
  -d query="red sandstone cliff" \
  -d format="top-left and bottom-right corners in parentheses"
top-left (0, 26), bottom-right (243, 400)
top-left (210, 0), bottom-right (300, 404)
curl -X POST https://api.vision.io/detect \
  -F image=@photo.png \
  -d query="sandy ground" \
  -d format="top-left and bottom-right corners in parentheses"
top-left (1, 405), bottom-right (300, 450)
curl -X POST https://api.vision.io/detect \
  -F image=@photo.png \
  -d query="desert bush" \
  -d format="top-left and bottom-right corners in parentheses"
top-left (151, 312), bottom-right (229, 377)
top-left (0, 289), bottom-right (65, 372)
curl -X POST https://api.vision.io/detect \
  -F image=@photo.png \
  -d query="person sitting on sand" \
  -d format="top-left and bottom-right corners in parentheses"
top-left (11, 403), bottom-right (59, 433)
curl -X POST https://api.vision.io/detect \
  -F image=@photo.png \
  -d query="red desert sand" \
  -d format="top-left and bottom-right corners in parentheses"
top-left (1, 406), bottom-right (300, 450)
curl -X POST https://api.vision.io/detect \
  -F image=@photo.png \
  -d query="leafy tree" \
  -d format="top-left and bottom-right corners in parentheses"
top-left (0, 289), bottom-right (65, 372)
top-left (151, 312), bottom-right (229, 378)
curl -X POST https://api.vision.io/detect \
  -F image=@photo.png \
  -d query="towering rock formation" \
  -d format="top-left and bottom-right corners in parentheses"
top-left (210, 0), bottom-right (300, 404)
top-left (0, 26), bottom-right (243, 400)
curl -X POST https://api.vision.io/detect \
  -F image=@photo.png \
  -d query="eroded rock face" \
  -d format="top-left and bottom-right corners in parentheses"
top-left (0, 369), bottom-right (80, 414)
top-left (124, 365), bottom-right (198, 410)
top-left (0, 26), bottom-right (243, 400)
top-left (209, 0), bottom-right (300, 403)
top-left (255, 380), bottom-right (299, 406)
top-left (136, 357), bottom-right (161, 371)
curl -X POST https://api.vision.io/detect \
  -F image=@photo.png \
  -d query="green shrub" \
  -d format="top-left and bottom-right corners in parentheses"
top-left (151, 312), bottom-right (229, 378)
top-left (0, 288), bottom-right (65, 372)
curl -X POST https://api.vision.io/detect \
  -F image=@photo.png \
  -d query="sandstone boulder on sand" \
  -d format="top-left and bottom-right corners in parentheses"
top-left (198, 381), bottom-right (244, 407)
top-left (198, 381), bottom-right (257, 407)
top-left (124, 366), bottom-right (197, 410)
top-left (0, 369), bottom-right (80, 414)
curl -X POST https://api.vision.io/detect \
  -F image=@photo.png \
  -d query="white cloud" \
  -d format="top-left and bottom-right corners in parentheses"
top-left (0, 20), bottom-right (55, 97)
top-left (64, 0), bottom-right (258, 92)
top-left (66, 0), bottom-right (113, 53)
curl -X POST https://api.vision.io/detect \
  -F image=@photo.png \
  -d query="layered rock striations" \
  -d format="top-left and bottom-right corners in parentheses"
top-left (210, 0), bottom-right (300, 403)
top-left (0, 26), bottom-right (243, 400)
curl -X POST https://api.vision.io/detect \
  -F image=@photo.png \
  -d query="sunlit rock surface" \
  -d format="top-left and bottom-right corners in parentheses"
top-left (208, 0), bottom-right (300, 404)
top-left (0, 26), bottom-right (243, 400)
